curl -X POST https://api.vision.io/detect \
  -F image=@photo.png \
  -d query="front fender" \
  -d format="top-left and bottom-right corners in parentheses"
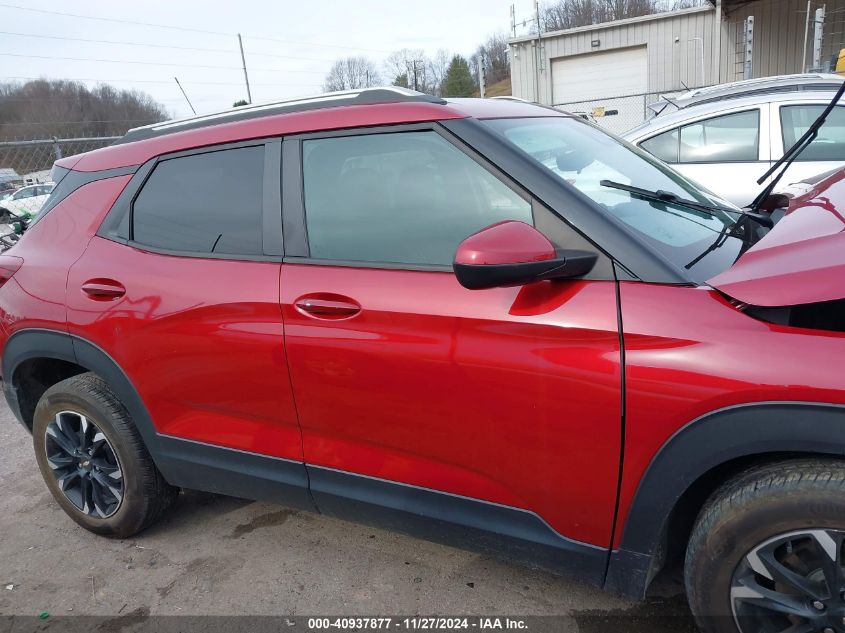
top-left (605, 402), bottom-right (845, 598)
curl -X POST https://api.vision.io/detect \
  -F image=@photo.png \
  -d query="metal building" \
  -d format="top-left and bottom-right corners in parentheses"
top-left (509, 0), bottom-right (845, 132)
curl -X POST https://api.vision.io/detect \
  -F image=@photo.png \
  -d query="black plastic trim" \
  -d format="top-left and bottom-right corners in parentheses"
top-left (29, 165), bottom-right (139, 231)
top-left (308, 464), bottom-right (608, 585)
top-left (155, 435), bottom-right (312, 511)
top-left (606, 401), bottom-right (845, 598)
top-left (453, 250), bottom-right (598, 290)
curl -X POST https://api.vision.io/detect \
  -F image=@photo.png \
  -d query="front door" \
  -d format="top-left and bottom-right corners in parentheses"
top-left (280, 127), bottom-right (622, 549)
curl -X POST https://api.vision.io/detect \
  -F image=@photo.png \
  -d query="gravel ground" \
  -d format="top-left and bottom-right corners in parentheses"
top-left (0, 400), bottom-right (697, 632)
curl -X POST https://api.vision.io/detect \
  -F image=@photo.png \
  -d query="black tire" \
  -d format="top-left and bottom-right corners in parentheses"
top-left (685, 458), bottom-right (845, 633)
top-left (32, 372), bottom-right (178, 537)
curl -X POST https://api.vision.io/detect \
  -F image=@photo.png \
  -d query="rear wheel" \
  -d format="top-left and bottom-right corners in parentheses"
top-left (32, 373), bottom-right (177, 537)
top-left (685, 459), bottom-right (845, 633)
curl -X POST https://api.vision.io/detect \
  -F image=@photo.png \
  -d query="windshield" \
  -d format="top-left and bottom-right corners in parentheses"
top-left (483, 117), bottom-right (745, 281)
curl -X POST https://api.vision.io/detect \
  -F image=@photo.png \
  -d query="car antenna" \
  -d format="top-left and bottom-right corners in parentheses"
top-left (748, 80), bottom-right (845, 213)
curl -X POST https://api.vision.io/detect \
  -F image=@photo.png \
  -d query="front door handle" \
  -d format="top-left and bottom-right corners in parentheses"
top-left (294, 293), bottom-right (361, 320)
top-left (81, 279), bottom-right (126, 300)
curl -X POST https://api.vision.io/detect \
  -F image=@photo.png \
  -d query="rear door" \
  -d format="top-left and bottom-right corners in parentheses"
top-left (66, 141), bottom-right (304, 464)
top-left (771, 101), bottom-right (845, 186)
top-left (280, 124), bottom-right (623, 550)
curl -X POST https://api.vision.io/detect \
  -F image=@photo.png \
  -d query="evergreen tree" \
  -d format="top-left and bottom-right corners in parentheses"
top-left (441, 56), bottom-right (476, 97)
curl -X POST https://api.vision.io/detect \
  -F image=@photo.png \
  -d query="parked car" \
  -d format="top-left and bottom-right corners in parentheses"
top-left (1, 88), bottom-right (844, 633)
top-left (624, 88), bottom-right (845, 207)
top-left (0, 182), bottom-right (54, 221)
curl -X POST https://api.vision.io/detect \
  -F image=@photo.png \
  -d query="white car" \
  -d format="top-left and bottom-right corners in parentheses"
top-left (623, 89), bottom-right (845, 207)
top-left (0, 183), bottom-right (54, 220)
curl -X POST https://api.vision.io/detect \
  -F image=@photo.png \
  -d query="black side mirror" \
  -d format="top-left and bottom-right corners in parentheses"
top-left (453, 221), bottom-right (598, 290)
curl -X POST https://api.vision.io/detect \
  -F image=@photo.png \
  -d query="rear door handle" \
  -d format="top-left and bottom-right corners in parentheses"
top-left (81, 279), bottom-right (126, 300)
top-left (294, 293), bottom-right (361, 320)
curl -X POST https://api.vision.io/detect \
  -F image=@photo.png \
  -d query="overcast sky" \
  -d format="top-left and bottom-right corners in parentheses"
top-left (1, 0), bottom-right (537, 120)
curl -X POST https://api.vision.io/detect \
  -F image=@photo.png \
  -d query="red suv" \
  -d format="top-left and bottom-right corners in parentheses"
top-left (2, 88), bottom-right (844, 633)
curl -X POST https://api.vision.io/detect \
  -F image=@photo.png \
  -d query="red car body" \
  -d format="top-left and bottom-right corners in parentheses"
top-left (2, 90), bottom-right (844, 600)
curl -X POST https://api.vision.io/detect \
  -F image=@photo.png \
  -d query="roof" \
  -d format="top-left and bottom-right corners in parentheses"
top-left (61, 89), bottom-right (561, 173)
top-left (508, 5), bottom-right (712, 44)
top-left (624, 89), bottom-right (842, 139)
top-left (648, 74), bottom-right (844, 117)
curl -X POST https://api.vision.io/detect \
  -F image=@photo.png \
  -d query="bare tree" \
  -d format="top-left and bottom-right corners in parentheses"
top-left (385, 49), bottom-right (437, 93)
top-left (427, 49), bottom-right (452, 96)
top-left (0, 79), bottom-right (167, 141)
top-left (323, 56), bottom-right (381, 92)
top-left (471, 32), bottom-right (511, 88)
top-left (540, 0), bottom-right (706, 31)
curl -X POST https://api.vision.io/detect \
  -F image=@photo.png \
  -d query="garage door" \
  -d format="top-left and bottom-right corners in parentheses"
top-left (551, 46), bottom-right (648, 134)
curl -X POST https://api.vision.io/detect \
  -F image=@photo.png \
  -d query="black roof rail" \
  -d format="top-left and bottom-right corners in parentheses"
top-left (114, 87), bottom-right (447, 145)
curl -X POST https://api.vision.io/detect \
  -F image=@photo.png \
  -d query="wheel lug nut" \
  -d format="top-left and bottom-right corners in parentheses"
top-left (812, 600), bottom-right (825, 611)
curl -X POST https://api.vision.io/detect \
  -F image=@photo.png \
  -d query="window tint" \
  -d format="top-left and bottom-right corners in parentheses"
top-left (132, 146), bottom-right (264, 256)
top-left (302, 131), bottom-right (532, 266)
top-left (679, 110), bottom-right (760, 163)
top-left (781, 105), bottom-right (845, 161)
top-left (640, 128), bottom-right (679, 163)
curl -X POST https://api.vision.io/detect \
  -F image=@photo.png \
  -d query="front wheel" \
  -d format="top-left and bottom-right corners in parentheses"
top-left (32, 373), bottom-right (178, 537)
top-left (685, 459), bottom-right (845, 633)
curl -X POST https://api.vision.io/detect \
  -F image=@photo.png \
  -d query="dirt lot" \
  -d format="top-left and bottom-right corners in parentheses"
top-left (0, 401), bottom-right (696, 632)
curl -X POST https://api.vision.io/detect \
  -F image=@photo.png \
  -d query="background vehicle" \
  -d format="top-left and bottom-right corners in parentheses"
top-left (625, 88), bottom-right (845, 206)
top-left (1, 88), bottom-right (844, 633)
top-left (0, 182), bottom-right (54, 221)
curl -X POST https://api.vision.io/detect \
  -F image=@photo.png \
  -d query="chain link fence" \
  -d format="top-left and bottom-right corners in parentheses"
top-left (552, 90), bottom-right (686, 135)
top-left (0, 136), bottom-right (119, 218)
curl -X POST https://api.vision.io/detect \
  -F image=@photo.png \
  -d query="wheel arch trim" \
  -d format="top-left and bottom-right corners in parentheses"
top-left (2, 328), bottom-right (164, 454)
top-left (606, 401), bottom-right (845, 598)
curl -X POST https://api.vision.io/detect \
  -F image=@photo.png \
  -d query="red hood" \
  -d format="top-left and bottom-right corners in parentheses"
top-left (708, 168), bottom-right (845, 307)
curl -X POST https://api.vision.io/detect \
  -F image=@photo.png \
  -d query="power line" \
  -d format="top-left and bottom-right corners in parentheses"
top-left (0, 2), bottom-right (391, 53)
top-left (0, 52), bottom-right (329, 74)
top-left (2, 75), bottom-right (320, 87)
top-left (0, 30), bottom-right (342, 63)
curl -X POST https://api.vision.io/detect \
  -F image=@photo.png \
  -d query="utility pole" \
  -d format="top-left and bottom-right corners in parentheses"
top-left (510, 4), bottom-right (516, 38)
top-left (237, 34), bottom-right (253, 104)
top-left (812, 5), bottom-right (826, 71)
top-left (478, 58), bottom-right (486, 98)
top-left (534, 0), bottom-right (542, 103)
top-left (803, 0), bottom-right (812, 72)
top-left (174, 76), bottom-right (196, 115)
top-left (411, 59), bottom-right (419, 91)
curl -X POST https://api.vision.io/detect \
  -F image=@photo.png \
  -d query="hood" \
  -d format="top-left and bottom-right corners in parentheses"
top-left (708, 168), bottom-right (845, 307)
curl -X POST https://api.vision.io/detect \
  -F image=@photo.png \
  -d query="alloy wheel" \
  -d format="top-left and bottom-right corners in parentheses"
top-left (44, 411), bottom-right (124, 518)
top-left (732, 529), bottom-right (845, 633)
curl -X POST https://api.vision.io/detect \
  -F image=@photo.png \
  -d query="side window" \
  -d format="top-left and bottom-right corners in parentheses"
top-left (678, 110), bottom-right (760, 163)
top-left (781, 104), bottom-right (845, 161)
top-left (640, 128), bottom-right (679, 163)
top-left (14, 188), bottom-right (34, 200)
top-left (301, 131), bottom-right (532, 266)
top-left (132, 146), bottom-right (264, 256)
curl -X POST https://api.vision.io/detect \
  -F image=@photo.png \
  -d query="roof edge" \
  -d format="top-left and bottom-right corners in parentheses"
top-left (508, 5), bottom-right (714, 44)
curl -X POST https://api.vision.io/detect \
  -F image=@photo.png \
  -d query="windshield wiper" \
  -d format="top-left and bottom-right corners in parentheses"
top-left (600, 180), bottom-right (773, 228)
top-left (750, 80), bottom-right (845, 213)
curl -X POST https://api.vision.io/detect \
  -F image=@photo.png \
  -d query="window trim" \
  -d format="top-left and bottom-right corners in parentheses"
top-left (281, 122), bottom-right (536, 271)
top-left (97, 138), bottom-right (283, 262)
top-left (638, 107), bottom-right (765, 165)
